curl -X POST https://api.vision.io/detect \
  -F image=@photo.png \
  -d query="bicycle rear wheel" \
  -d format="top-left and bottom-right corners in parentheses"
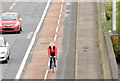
top-left (52, 57), bottom-right (54, 73)
top-left (52, 67), bottom-right (54, 73)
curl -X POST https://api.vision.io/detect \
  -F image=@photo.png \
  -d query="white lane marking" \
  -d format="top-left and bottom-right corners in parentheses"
top-left (54, 34), bottom-right (57, 41)
top-left (59, 14), bottom-right (62, 19)
top-left (56, 26), bottom-right (59, 32)
top-left (60, 8), bottom-right (63, 13)
top-left (61, 3), bottom-right (63, 8)
top-left (44, 0), bottom-right (65, 80)
top-left (15, 0), bottom-right (51, 79)
top-left (10, 3), bottom-right (16, 10)
top-left (57, 19), bottom-right (60, 25)
top-left (44, 70), bottom-right (48, 80)
top-left (44, 58), bottom-right (50, 81)
top-left (62, 0), bottom-right (64, 3)
top-left (27, 32), bottom-right (34, 39)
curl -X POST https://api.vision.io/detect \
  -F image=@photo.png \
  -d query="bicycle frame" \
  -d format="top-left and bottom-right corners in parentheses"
top-left (50, 56), bottom-right (55, 73)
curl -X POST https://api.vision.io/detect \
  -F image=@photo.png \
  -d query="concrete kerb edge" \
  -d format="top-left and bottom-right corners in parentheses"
top-left (105, 33), bottom-right (119, 79)
top-left (96, 1), bottom-right (112, 79)
top-left (75, 0), bottom-right (79, 79)
top-left (97, 1), bottom-right (118, 79)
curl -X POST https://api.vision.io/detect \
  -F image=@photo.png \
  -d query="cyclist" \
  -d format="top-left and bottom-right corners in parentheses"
top-left (48, 43), bottom-right (57, 69)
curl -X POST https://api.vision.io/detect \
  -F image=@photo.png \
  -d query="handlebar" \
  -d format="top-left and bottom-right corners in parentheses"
top-left (49, 56), bottom-right (57, 60)
top-left (49, 56), bottom-right (56, 58)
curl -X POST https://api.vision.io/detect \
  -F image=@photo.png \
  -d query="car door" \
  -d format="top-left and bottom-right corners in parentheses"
top-left (3, 38), bottom-right (9, 54)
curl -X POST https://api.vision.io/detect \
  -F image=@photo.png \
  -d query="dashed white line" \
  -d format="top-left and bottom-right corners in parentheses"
top-left (15, 0), bottom-right (51, 79)
top-left (60, 8), bottom-right (63, 13)
top-left (56, 26), bottom-right (59, 32)
top-left (57, 19), bottom-right (61, 25)
top-left (10, 3), bottom-right (16, 10)
top-left (44, 70), bottom-right (49, 80)
top-left (54, 34), bottom-right (57, 41)
top-left (62, 0), bottom-right (64, 3)
top-left (27, 32), bottom-right (34, 39)
top-left (61, 3), bottom-right (63, 8)
top-left (59, 14), bottom-right (62, 19)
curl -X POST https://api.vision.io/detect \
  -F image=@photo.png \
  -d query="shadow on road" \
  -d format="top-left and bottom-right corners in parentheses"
top-left (0, 61), bottom-right (8, 64)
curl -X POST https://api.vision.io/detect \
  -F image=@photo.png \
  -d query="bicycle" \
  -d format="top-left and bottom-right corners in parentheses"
top-left (50, 56), bottom-right (56, 73)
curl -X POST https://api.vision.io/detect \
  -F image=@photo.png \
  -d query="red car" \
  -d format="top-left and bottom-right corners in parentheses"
top-left (0, 12), bottom-right (22, 33)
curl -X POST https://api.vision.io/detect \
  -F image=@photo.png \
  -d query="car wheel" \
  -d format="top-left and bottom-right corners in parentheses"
top-left (7, 56), bottom-right (10, 60)
top-left (20, 27), bottom-right (22, 31)
top-left (17, 30), bottom-right (20, 34)
top-left (4, 59), bottom-right (8, 63)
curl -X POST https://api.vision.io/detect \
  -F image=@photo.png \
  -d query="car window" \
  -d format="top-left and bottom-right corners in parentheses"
top-left (0, 39), bottom-right (5, 47)
top-left (2, 14), bottom-right (18, 20)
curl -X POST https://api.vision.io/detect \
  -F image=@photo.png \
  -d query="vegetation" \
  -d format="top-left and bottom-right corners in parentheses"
top-left (104, 1), bottom-right (120, 61)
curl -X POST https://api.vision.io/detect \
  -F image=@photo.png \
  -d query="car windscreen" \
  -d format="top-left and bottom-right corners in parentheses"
top-left (0, 39), bottom-right (5, 47)
top-left (2, 14), bottom-right (18, 20)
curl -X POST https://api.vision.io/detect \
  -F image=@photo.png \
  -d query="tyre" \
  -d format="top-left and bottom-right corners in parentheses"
top-left (20, 26), bottom-right (22, 31)
top-left (4, 59), bottom-right (8, 63)
top-left (7, 56), bottom-right (10, 60)
top-left (20, 28), bottom-right (22, 31)
top-left (17, 30), bottom-right (20, 34)
top-left (52, 59), bottom-right (54, 73)
top-left (52, 67), bottom-right (54, 73)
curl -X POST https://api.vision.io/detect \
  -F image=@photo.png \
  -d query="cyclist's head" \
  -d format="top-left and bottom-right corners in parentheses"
top-left (49, 43), bottom-right (54, 46)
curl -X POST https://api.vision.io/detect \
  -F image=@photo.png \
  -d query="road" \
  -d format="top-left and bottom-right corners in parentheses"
top-left (75, 2), bottom-right (102, 79)
top-left (0, 1), bottom-right (103, 80)
top-left (0, 1), bottom-right (47, 79)
top-left (55, 2), bottom-right (77, 79)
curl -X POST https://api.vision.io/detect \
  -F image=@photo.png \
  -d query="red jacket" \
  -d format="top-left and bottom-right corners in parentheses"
top-left (48, 46), bottom-right (57, 56)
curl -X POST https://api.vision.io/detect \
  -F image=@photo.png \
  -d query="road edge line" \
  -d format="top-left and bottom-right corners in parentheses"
top-left (75, 0), bottom-right (79, 79)
top-left (15, 0), bottom-right (51, 79)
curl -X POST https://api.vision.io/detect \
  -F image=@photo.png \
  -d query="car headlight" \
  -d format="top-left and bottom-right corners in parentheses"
top-left (15, 22), bottom-right (19, 26)
top-left (0, 23), bottom-right (2, 26)
top-left (0, 52), bottom-right (7, 54)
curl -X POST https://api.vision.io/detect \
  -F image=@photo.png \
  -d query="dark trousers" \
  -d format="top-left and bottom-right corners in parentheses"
top-left (50, 57), bottom-right (56, 69)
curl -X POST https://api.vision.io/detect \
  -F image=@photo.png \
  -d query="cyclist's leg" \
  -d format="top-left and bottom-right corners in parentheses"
top-left (53, 57), bottom-right (56, 67)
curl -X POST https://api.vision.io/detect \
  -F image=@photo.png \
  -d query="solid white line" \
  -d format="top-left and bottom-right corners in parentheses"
top-left (60, 8), bottom-right (63, 13)
top-left (59, 14), bottom-right (62, 19)
top-left (10, 3), bottom-right (16, 10)
top-left (57, 19), bottom-right (60, 25)
top-left (44, 70), bottom-right (48, 80)
top-left (56, 26), bottom-right (59, 32)
top-left (54, 34), bottom-right (57, 41)
top-left (15, 0), bottom-right (51, 79)
top-left (27, 32), bottom-right (34, 39)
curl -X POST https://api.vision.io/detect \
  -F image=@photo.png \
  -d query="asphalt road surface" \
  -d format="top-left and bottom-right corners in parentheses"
top-left (0, 1), bottom-right (47, 79)
top-left (56, 2), bottom-right (77, 79)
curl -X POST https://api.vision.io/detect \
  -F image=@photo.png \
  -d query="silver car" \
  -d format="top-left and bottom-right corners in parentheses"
top-left (0, 37), bottom-right (10, 63)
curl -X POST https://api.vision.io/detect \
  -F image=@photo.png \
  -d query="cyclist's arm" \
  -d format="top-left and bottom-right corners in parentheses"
top-left (48, 47), bottom-right (51, 57)
top-left (55, 46), bottom-right (57, 56)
